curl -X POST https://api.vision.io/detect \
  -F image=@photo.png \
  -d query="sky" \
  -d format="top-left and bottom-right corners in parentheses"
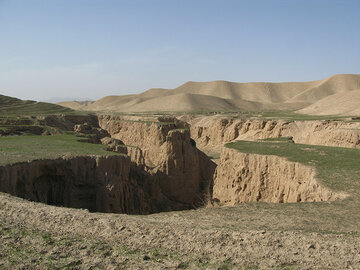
top-left (0, 0), bottom-right (359, 101)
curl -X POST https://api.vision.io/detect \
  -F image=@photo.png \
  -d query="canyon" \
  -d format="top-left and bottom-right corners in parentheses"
top-left (1, 112), bottom-right (359, 269)
top-left (1, 114), bottom-right (354, 215)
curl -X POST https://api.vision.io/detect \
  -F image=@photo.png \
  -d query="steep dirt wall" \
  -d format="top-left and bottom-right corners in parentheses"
top-left (0, 155), bottom-right (146, 214)
top-left (99, 115), bottom-right (176, 167)
top-left (212, 148), bottom-right (345, 205)
top-left (282, 120), bottom-right (360, 149)
top-left (186, 116), bottom-right (360, 152)
top-left (0, 154), bottom-right (213, 214)
top-left (99, 115), bottom-right (216, 207)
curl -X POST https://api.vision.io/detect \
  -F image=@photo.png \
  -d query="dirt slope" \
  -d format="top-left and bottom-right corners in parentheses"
top-left (57, 74), bottom-right (360, 114)
top-left (57, 101), bottom-right (93, 110)
top-left (298, 88), bottom-right (360, 115)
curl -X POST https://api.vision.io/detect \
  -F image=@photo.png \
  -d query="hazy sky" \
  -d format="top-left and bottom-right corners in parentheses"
top-left (0, 0), bottom-right (359, 101)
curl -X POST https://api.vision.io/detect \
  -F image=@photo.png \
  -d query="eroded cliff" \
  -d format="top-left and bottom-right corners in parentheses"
top-left (99, 115), bottom-right (216, 207)
top-left (212, 148), bottom-right (346, 205)
top-left (186, 116), bottom-right (360, 152)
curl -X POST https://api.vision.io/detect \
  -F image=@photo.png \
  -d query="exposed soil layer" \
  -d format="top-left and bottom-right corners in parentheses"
top-left (186, 116), bottom-right (360, 153)
top-left (213, 148), bottom-right (346, 205)
top-left (99, 115), bottom-right (215, 207)
top-left (0, 154), bottom-right (212, 214)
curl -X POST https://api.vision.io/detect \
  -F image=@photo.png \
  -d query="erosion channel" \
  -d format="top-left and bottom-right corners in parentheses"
top-left (0, 115), bottom-right (345, 215)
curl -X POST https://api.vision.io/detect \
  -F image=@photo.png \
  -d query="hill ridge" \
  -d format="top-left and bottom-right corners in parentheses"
top-left (56, 73), bottom-right (360, 115)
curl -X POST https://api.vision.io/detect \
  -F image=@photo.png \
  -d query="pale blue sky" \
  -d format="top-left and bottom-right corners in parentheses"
top-left (0, 0), bottom-right (359, 101)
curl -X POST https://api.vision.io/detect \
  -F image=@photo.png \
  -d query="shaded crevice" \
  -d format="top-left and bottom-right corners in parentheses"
top-left (0, 150), bottom-right (216, 215)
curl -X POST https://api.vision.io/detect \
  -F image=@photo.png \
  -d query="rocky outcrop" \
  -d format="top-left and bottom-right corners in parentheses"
top-left (187, 116), bottom-right (360, 151)
top-left (74, 123), bottom-right (110, 144)
top-left (99, 115), bottom-right (216, 208)
top-left (212, 148), bottom-right (345, 205)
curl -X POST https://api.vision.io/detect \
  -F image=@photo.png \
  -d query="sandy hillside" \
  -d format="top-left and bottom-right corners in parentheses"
top-left (297, 88), bottom-right (360, 115)
top-left (57, 74), bottom-right (360, 114)
top-left (57, 100), bottom-right (94, 110)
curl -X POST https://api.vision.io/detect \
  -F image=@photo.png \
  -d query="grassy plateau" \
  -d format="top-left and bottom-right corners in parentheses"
top-left (220, 139), bottom-right (360, 234)
top-left (0, 134), bottom-right (121, 165)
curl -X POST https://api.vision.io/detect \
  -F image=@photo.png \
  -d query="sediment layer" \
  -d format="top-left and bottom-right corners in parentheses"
top-left (212, 148), bottom-right (346, 205)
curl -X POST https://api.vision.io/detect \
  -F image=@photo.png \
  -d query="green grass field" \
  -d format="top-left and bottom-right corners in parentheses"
top-left (0, 95), bottom-right (74, 117)
top-left (0, 134), bottom-right (122, 165)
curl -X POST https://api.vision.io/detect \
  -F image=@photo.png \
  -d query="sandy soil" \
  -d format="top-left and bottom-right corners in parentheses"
top-left (297, 89), bottom-right (360, 116)
top-left (1, 192), bottom-right (359, 269)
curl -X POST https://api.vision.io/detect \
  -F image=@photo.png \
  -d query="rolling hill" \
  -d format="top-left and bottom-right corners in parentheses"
top-left (0, 95), bottom-right (73, 117)
top-left (57, 73), bottom-right (360, 115)
top-left (297, 89), bottom-right (360, 116)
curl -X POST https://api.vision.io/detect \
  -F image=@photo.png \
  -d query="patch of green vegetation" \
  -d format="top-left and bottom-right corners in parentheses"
top-left (261, 137), bottom-right (294, 142)
top-left (0, 134), bottom-right (122, 165)
top-left (0, 95), bottom-right (75, 117)
top-left (251, 111), bottom-right (346, 121)
top-left (225, 140), bottom-right (360, 193)
top-left (160, 109), bottom-right (357, 122)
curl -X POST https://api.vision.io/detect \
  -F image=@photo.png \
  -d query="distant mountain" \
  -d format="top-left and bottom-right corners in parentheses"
top-left (44, 97), bottom-right (94, 104)
top-left (57, 74), bottom-right (360, 115)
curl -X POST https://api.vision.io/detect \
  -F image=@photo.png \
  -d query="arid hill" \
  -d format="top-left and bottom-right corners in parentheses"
top-left (58, 74), bottom-right (360, 115)
top-left (297, 88), bottom-right (360, 115)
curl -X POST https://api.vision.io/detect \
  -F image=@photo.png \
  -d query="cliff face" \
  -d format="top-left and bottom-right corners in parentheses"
top-left (212, 148), bottom-right (345, 205)
top-left (187, 116), bottom-right (360, 152)
top-left (0, 153), bottom-right (215, 214)
top-left (0, 155), bottom-right (152, 214)
top-left (99, 115), bottom-right (216, 208)
top-left (282, 121), bottom-right (360, 149)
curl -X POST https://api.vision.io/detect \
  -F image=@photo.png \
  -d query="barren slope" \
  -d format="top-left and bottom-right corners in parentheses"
top-left (57, 74), bottom-right (360, 114)
top-left (298, 88), bottom-right (360, 115)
